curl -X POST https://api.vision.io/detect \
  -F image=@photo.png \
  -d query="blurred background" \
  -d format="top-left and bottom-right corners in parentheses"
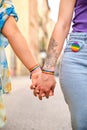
top-left (5, 0), bottom-right (60, 76)
top-left (3, 1), bottom-right (72, 130)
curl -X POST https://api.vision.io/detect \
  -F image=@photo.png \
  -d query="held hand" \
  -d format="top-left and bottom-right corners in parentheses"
top-left (33, 73), bottom-right (56, 100)
top-left (30, 68), bottom-right (42, 90)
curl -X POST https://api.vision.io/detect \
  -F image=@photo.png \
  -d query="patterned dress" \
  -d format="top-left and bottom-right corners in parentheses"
top-left (0, 0), bottom-right (18, 127)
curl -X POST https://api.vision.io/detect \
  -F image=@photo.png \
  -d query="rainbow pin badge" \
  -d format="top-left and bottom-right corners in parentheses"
top-left (71, 42), bottom-right (81, 52)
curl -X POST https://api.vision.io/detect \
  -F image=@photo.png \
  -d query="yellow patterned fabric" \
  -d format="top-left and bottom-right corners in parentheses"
top-left (0, 0), bottom-right (18, 127)
top-left (0, 46), bottom-right (12, 94)
top-left (0, 91), bottom-right (6, 127)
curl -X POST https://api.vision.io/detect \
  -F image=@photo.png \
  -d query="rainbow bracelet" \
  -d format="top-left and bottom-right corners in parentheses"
top-left (29, 64), bottom-right (40, 73)
top-left (29, 64), bottom-right (41, 79)
top-left (42, 69), bottom-right (54, 75)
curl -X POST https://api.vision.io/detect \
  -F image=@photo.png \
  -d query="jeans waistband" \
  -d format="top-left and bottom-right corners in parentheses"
top-left (68, 32), bottom-right (87, 40)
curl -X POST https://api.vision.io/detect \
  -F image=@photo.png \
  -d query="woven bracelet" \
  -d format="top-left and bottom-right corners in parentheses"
top-left (29, 64), bottom-right (41, 79)
top-left (42, 69), bottom-right (54, 75)
top-left (29, 64), bottom-right (40, 73)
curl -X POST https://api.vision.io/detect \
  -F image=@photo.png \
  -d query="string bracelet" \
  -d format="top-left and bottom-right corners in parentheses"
top-left (42, 69), bottom-right (54, 75)
top-left (29, 64), bottom-right (41, 79)
top-left (29, 64), bottom-right (40, 73)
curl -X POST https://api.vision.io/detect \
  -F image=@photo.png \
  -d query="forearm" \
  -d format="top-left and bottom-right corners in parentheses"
top-left (43, 22), bottom-right (70, 71)
top-left (2, 17), bottom-right (38, 71)
top-left (7, 32), bottom-right (37, 70)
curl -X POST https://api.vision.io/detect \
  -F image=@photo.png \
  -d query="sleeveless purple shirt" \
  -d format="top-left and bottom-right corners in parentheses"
top-left (72, 0), bottom-right (87, 32)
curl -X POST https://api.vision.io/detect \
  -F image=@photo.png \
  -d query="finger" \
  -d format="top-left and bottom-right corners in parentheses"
top-left (30, 82), bottom-right (36, 89)
top-left (49, 90), bottom-right (54, 96)
top-left (38, 95), bottom-right (42, 100)
top-left (38, 92), bottom-right (45, 100)
top-left (35, 86), bottom-right (40, 93)
top-left (45, 91), bottom-right (49, 99)
top-left (33, 90), bottom-right (38, 97)
top-left (41, 93), bottom-right (45, 97)
top-left (49, 85), bottom-right (55, 96)
top-left (38, 90), bottom-right (44, 100)
top-left (33, 86), bottom-right (40, 97)
top-left (30, 85), bottom-right (36, 89)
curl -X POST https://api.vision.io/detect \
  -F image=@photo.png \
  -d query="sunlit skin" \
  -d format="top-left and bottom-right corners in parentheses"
top-left (2, 16), bottom-right (42, 82)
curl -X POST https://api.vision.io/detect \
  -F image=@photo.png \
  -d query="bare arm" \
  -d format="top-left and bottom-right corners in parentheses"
top-left (2, 16), bottom-right (38, 71)
top-left (43, 0), bottom-right (76, 71)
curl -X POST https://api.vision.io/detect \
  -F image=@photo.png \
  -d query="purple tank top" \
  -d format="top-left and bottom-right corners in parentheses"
top-left (72, 0), bottom-right (87, 32)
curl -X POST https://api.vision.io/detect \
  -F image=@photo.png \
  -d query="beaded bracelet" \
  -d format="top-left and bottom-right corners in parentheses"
top-left (42, 69), bottom-right (54, 75)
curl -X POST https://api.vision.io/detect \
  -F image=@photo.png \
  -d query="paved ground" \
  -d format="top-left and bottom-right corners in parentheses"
top-left (1, 76), bottom-right (72, 130)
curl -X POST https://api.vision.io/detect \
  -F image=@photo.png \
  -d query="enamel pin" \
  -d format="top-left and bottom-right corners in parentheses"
top-left (71, 42), bottom-right (81, 52)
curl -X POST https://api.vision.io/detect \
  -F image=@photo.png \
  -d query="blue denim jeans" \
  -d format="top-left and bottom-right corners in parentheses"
top-left (59, 32), bottom-right (87, 130)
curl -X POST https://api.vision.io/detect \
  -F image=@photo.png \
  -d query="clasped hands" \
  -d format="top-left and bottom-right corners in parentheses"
top-left (30, 69), bottom-right (56, 100)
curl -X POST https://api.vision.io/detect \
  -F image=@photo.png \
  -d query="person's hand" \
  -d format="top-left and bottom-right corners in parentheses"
top-left (30, 68), bottom-right (42, 91)
top-left (32, 73), bottom-right (56, 100)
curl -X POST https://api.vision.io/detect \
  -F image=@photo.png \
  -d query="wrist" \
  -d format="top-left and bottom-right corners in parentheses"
top-left (42, 68), bottom-right (55, 75)
top-left (32, 67), bottom-right (41, 74)
top-left (43, 65), bottom-right (55, 71)
top-left (29, 64), bottom-right (40, 72)
top-left (29, 65), bottom-right (41, 79)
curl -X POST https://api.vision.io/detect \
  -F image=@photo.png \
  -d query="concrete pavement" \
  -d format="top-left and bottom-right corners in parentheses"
top-left (1, 76), bottom-right (72, 130)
